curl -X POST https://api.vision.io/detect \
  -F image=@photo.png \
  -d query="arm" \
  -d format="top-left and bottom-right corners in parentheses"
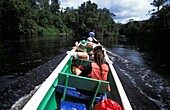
top-left (74, 64), bottom-right (92, 77)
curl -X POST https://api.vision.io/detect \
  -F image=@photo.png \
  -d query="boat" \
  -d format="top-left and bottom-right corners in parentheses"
top-left (22, 41), bottom-right (132, 110)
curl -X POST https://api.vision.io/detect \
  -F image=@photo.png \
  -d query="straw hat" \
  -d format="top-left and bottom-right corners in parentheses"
top-left (76, 43), bottom-right (86, 52)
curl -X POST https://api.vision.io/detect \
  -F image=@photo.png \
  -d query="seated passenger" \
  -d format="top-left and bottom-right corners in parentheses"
top-left (67, 41), bottom-right (89, 60)
top-left (86, 37), bottom-right (100, 54)
top-left (73, 46), bottom-right (110, 91)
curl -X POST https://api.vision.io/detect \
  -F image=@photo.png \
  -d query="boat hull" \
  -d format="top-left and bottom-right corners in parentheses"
top-left (23, 48), bottom-right (132, 110)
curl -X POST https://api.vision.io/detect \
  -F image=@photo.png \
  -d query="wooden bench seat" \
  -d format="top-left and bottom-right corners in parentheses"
top-left (57, 72), bottom-right (109, 110)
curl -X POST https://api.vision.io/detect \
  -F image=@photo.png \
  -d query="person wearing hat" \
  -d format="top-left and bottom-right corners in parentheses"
top-left (66, 41), bottom-right (89, 60)
top-left (85, 37), bottom-right (100, 55)
top-left (86, 37), bottom-right (99, 49)
top-left (89, 31), bottom-right (99, 44)
top-left (66, 32), bottom-right (101, 60)
top-left (89, 31), bottom-right (95, 38)
top-left (66, 36), bottom-right (99, 60)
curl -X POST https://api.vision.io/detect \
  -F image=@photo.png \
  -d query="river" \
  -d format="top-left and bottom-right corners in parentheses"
top-left (0, 35), bottom-right (169, 110)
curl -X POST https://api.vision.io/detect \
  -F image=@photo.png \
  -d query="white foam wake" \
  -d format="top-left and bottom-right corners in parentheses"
top-left (10, 85), bottom-right (40, 110)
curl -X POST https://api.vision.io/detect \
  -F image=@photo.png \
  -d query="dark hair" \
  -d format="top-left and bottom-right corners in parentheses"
top-left (93, 46), bottom-right (102, 53)
top-left (93, 49), bottom-right (105, 75)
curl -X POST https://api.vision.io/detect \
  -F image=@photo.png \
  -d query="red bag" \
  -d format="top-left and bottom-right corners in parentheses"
top-left (93, 99), bottom-right (123, 110)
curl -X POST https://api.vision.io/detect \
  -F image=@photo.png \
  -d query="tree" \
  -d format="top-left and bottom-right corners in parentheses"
top-left (1, 0), bottom-right (35, 36)
top-left (50, 0), bottom-right (60, 14)
top-left (150, 0), bottom-right (168, 11)
top-left (77, 0), bottom-right (98, 32)
top-left (1, 0), bottom-right (118, 38)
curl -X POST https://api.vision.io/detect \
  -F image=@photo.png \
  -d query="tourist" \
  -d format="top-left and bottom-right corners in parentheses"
top-left (73, 46), bottom-right (110, 91)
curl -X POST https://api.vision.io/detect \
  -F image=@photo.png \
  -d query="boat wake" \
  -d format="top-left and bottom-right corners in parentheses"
top-left (0, 54), bottom-right (66, 110)
top-left (107, 49), bottom-right (170, 110)
top-left (10, 85), bottom-right (40, 110)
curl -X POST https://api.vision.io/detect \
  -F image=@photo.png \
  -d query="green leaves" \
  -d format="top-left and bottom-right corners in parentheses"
top-left (1, 0), bottom-right (118, 37)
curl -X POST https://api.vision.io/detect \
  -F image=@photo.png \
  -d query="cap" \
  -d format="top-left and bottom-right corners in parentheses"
top-left (81, 40), bottom-right (87, 44)
top-left (89, 32), bottom-right (95, 37)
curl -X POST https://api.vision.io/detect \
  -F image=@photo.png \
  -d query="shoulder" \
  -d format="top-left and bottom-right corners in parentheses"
top-left (91, 62), bottom-right (97, 66)
top-left (102, 63), bottom-right (109, 70)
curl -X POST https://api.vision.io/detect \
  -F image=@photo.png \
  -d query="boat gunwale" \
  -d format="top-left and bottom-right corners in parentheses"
top-left (105, 52), bottom-right (132, 110)
top-left (108, 61), bottom-right (132, 110)
top-left (22, 49), bottom-right (75, 110)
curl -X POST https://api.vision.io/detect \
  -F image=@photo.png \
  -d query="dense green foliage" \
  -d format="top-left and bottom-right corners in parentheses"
top-left (119, 0), bottom-right (170, 41)
top-left (0, 0), bottom-right (169, 41)
top-left (0, 0), bottom-right (118, 39)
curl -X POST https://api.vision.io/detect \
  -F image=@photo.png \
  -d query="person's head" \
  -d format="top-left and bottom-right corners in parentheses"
top-left (93, 48), bottom-right (105, 75)
top-left (76, 43), bottom-right (86, 52)
top-left (93, 46), bottom-right (102, 52)
top-left (93, 48), bottom-right (105, 65)
top-left (91, 46), bottom-right (102, 59)
top-left (87, 37), bottom-right (93, 42)
top-left (89, 32), bottom-right (95, 37)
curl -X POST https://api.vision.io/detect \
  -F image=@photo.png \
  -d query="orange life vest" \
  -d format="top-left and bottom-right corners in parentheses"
top-left (88, 62), bottom-right (109, 81)
top-left (88, 62), bottom-right (110, 91)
